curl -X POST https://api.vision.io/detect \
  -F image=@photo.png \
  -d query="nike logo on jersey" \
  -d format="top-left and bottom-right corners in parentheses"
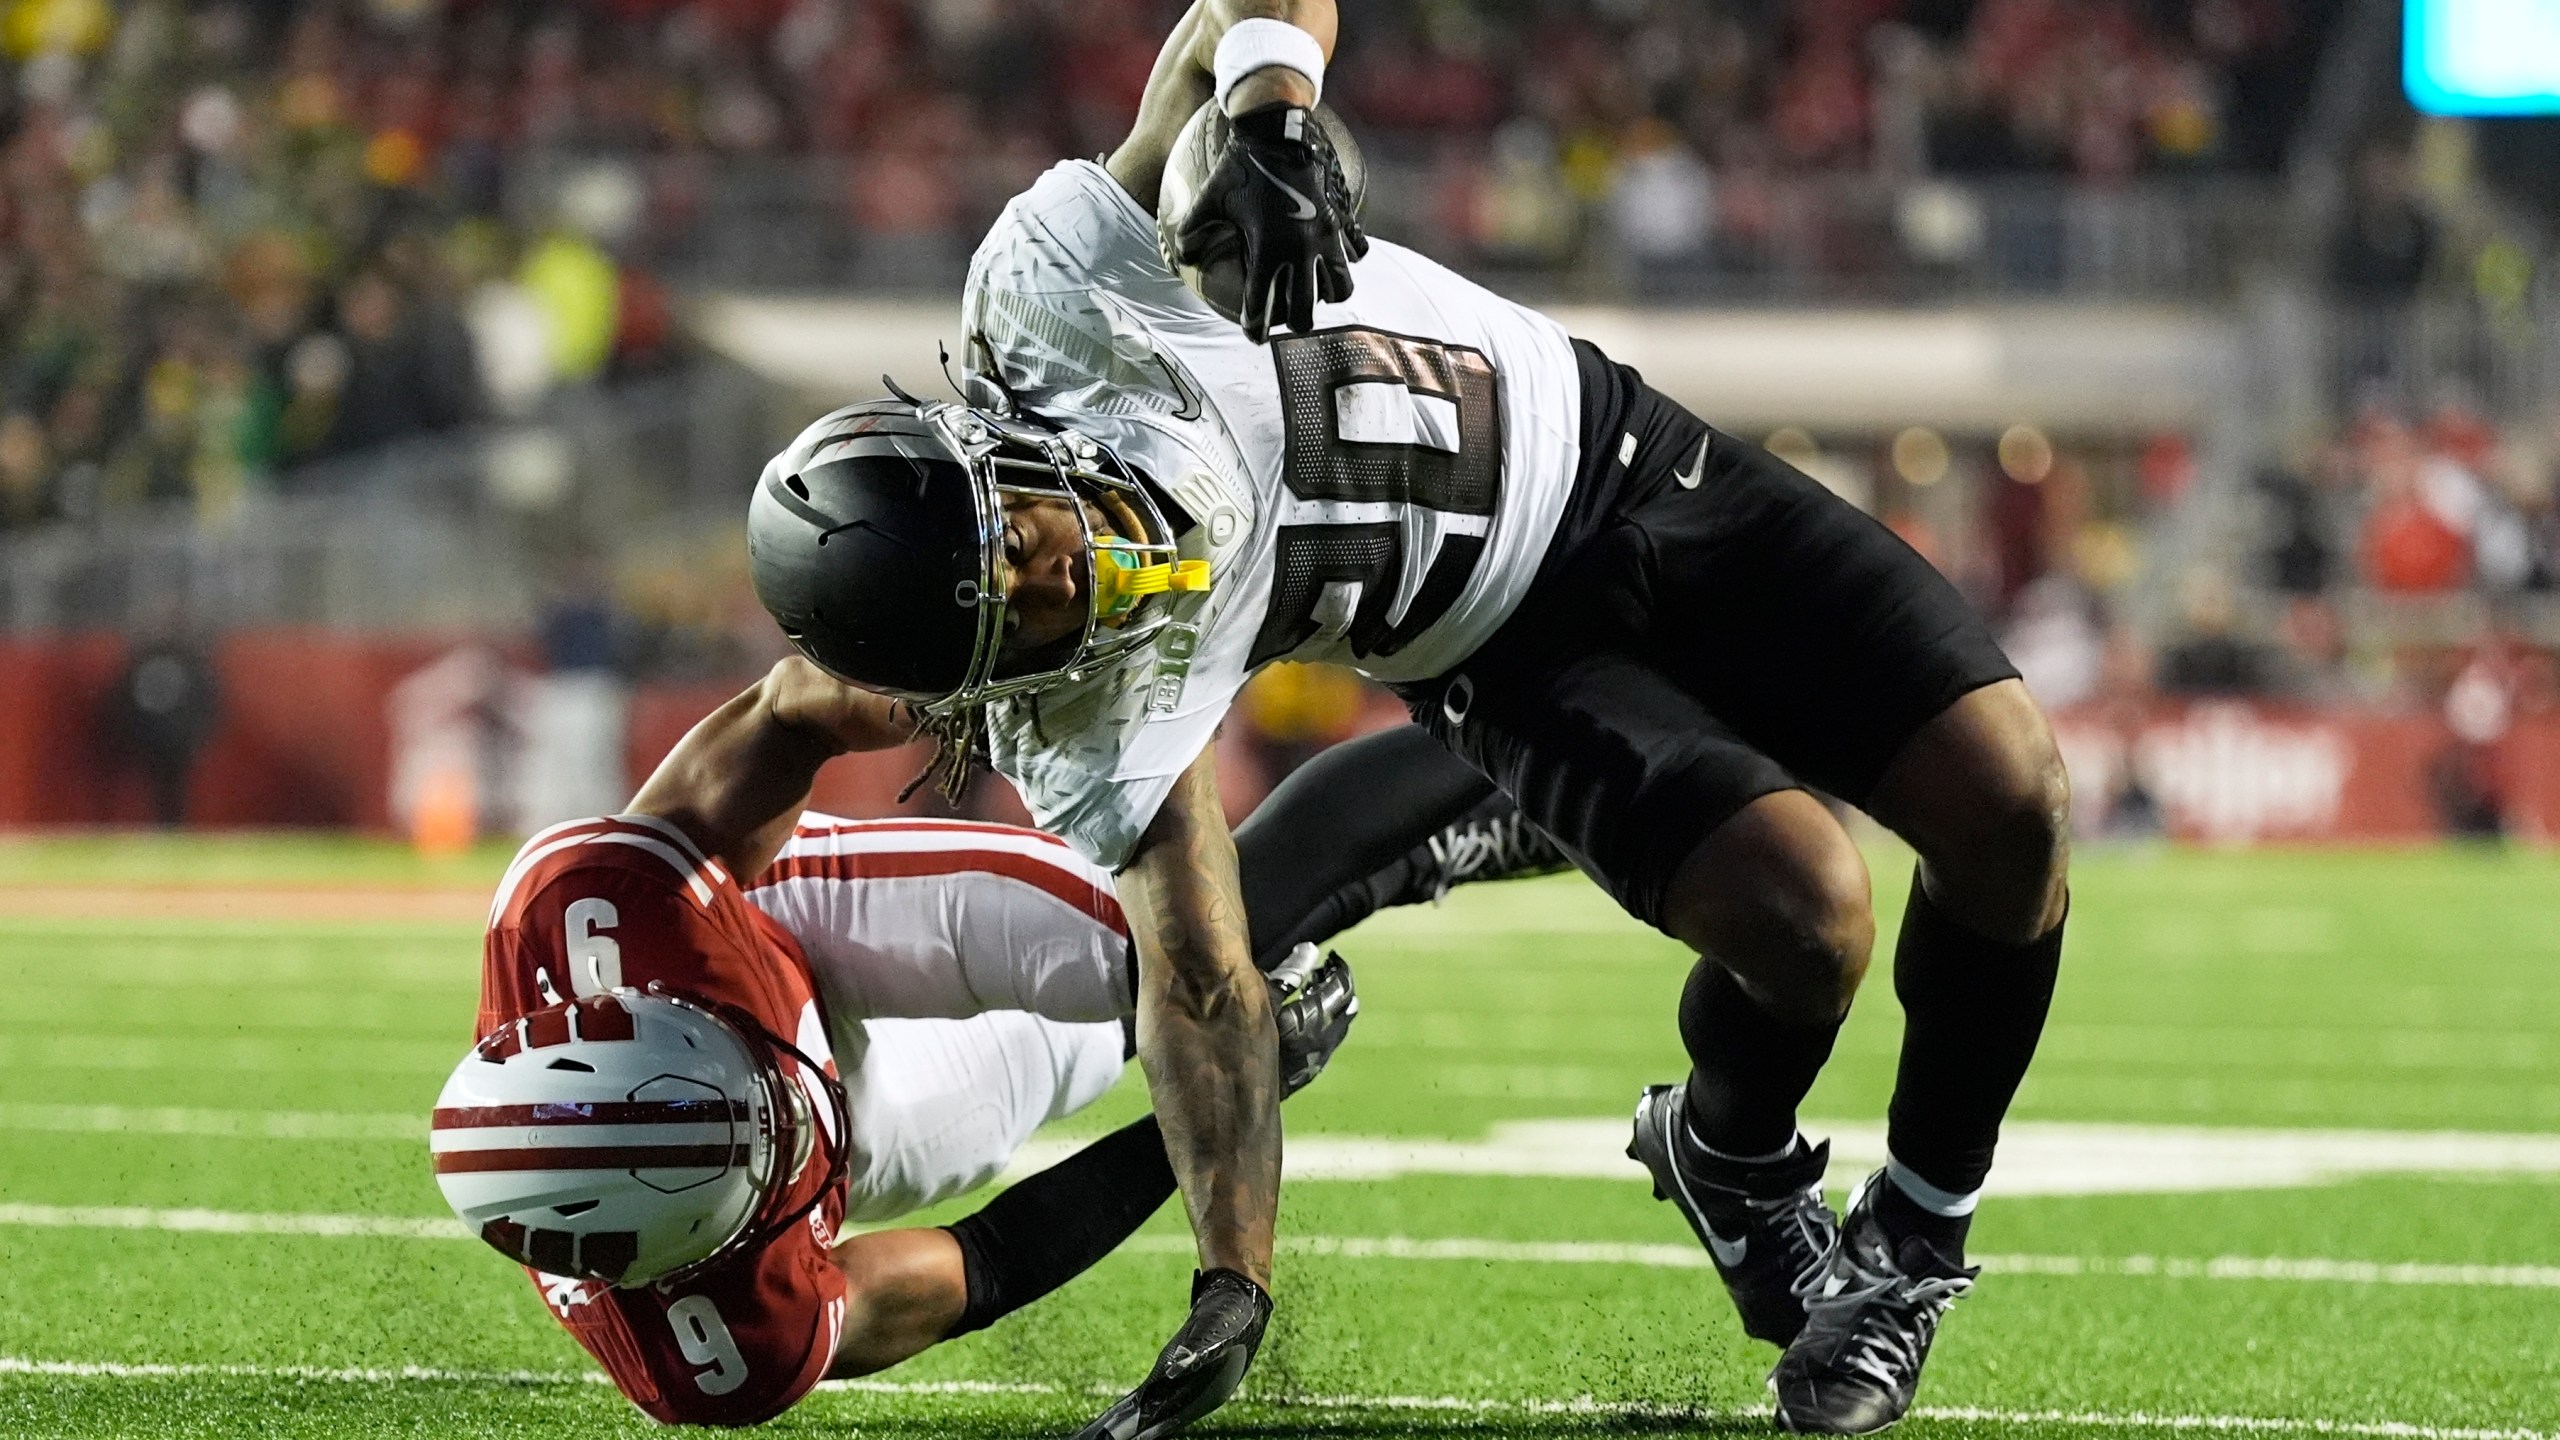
top-left (1153, 355), bottom-right (1204, 422)
top-left (1246, 153), bottom-right (1319, 221)
top-left (1674, 433), bottom-right (1710, 489)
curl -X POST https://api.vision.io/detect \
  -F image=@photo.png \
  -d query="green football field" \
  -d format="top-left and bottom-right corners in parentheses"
top-left (2, 833), bottom-right (2558, 1438)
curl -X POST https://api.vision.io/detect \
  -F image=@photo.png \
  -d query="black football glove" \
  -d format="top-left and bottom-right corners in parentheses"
top-left (1168, 101), bottom-right (1368, 344)
top-left (1071, 1268), bottom-right (1273, 1440)
top-left (1267, 944), bottom-right (1357, 1098)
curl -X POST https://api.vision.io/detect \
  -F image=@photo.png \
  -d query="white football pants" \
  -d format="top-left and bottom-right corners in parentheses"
top-left (745, 814), bottom-right (1137, 1223)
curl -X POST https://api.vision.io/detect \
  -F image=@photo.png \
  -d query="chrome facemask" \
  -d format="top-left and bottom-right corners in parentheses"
top-left (918, 399), bottom-right (1205, 717)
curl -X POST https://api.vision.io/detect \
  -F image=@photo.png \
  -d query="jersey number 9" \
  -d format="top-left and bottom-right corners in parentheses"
top-left (667, 1294), bottom-right (750, 1396)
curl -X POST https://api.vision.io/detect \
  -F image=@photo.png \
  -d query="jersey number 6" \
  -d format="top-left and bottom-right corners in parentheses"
top-left (1248, 327), bottom-right (1504, 669)
top-left (563, 897), bottom-right (623, 997)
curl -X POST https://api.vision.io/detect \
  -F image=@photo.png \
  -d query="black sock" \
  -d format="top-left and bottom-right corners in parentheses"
top-left (942, 1116), bottom-right (1175, 1337)
top-left (1882, 872), bottom-right (2066, 1233)
top-left (1678, 956), bottom-right (1843, 1158)
top-left (1234, 725), bottom-right (1494, 967)
top-left (1870, 1168), bottom-right (1972, 1255)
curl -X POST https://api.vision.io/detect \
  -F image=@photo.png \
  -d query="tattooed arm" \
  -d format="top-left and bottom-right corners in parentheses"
top-left (1113, 747), bottom-right (1280, 1286)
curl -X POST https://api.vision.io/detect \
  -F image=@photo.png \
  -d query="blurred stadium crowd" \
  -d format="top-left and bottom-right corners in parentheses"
top-left (0, 0), bottom-right (2369, 532)
top-left (3, 0), bottom-right (2559, 835)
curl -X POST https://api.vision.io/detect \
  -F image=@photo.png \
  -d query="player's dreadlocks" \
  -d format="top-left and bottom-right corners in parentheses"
top-left (899, 705), bottom-right (987, 807)
top-left (897, 693), bottom-right (1053, 807)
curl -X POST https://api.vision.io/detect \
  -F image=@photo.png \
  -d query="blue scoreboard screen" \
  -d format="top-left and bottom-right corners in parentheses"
top-left (2405, 0), bottom-right (2560, 115)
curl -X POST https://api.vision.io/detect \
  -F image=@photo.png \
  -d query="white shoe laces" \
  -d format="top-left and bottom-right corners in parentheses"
top-left (1423, 814), bottom-right (1561, 900)
top-left (1751, 1184), bottom-right (1837, 1286)
top-left (1794, 1236), bottom-right (1975, 1390)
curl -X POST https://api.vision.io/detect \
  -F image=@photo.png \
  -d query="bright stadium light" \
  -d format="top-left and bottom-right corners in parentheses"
top-left (2405, 0), bottom-right (2560, 115)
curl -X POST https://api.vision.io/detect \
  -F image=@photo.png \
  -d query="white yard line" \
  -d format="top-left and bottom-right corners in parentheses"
top-left (0, 1034), bottom-right (454, 1074)
top-left (4, 1201), bottom-right (2556, 1292)
top-left (1124, 1235), bottom-right (2560, 1291)
top-left (14, 1105), bottom-right (2560, 1201)
top-left (0, 1103), bottom-right (419, 1140)
top-left (0, 1203), bottom-right (464, 1240)
top-left (0, 1356), bottom-right (2546, 1439)
top-left (1007, 1119), bottom-right (2560, 1196)
top-left (0, 1356), bottom-right (598, 1385)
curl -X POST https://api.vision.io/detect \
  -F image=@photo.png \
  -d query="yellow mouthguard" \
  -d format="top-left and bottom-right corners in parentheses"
top-left (1093, 545), bottom-right (1211, 619)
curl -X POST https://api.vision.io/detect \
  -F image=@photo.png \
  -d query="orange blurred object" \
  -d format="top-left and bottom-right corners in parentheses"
top-left (410, 766), bottom-right (476, 857)
top-left (363, 129), bottom-right (427, 187)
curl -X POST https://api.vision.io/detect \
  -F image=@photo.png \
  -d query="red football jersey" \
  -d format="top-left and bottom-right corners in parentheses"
top-left (479, 814), bottom-right (848, 1426)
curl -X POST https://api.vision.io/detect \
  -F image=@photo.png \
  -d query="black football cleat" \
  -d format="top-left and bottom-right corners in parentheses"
top-left (1769, 1172), bottom-right (1978, 1435)
top-left (1268, 944), bottom-right (1357, 1098)
top-left (1627, 1083), bottom-right (1837, 1346)
top-left (1407, 806), bottom-right (1574, 904)
top-left (1072, 1268), bottom-right (1272, 1440)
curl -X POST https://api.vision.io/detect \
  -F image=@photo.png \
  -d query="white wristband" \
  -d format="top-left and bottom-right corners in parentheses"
top-left (1213, 17), bottom-right (1324, 109)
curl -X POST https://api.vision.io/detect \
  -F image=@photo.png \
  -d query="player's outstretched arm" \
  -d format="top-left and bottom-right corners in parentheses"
top-left (1108, 0), bottom-right (1359, 343)
top-left (1116, 750), bottom-right (1278, 1286)
top-left (627, 657), bottom-right (917, 882)
top-left (1108, 0), bottom-right (1336, 212)
top-left (1081, 748), bottom-right (1278, 1435)
top-left (823, 1228), bottom-right (971, 1378)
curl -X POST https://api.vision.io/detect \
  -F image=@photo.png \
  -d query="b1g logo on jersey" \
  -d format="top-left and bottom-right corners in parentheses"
top-left (1149, 623), bottom-right (1201, 714)
top-left (1250, 327), bottom-right (1504, 669)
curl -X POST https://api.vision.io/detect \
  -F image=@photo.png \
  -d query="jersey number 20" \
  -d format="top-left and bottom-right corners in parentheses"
top-left (1248, 327), bottom-right (1503, 668)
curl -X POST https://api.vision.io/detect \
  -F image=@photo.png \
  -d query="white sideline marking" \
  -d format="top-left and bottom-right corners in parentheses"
top-left (0, 1103), bottom-right (418, 1141)
top-left (1009, 1119), bottom-right (2560, 1197)
top-left (0, 1204), bottom-right (465, 1241)
top-left (11, 1200), bottom-right (2553, 1294)
top-left (17, 1102), bottom-right (2560, 1200)
top-left (0, 1356), bottom-right (596, 1385)
top-left (0, 1356), bottom-right (2546, 1439)
top-left (1116, 1235), bottom-right (2560, 1291)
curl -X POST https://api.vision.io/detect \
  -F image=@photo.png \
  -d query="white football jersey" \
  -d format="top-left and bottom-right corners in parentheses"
top-left (963, 159), bottom-right (1583, 867)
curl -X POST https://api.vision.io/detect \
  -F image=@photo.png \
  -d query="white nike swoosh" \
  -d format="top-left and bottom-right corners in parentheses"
top-left (1706, 1230), bottom-right (1749, 1268)
top-left (1673, 433), bottom-right (1710, 489)
top-left (1245, 154), bottom-right (1319, 221)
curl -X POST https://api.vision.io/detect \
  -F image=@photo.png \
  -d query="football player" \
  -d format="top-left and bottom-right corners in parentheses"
top-left (432, 656), bottom-right (1561, 1426)
top-left (747, 2), bottom-right (2070, 1435)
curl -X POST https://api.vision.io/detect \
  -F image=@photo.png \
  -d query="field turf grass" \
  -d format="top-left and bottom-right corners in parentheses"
top-left (1, 836), bottom-right (2557, 1437)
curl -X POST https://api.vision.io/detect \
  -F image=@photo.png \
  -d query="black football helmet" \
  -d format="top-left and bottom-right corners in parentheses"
top-left (747, 393), bottom-right (1204, 714)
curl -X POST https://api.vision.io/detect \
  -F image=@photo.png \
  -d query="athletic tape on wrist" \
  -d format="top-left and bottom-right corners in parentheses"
top-left (1213, 18), bottom-right (1324, 108)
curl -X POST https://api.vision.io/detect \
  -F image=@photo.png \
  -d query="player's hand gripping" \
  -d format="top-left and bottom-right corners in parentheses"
top-left (1267, 943), bottom-right (1356, 1097)
top-left (1069, 1268), bottom-right (1272, 1440)
top-left (1168, 102), bottom-right (1367, 344)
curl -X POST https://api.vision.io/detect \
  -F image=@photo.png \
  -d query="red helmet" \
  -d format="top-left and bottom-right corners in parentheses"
top-left (431, 991), bottom-right (846, 1287)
